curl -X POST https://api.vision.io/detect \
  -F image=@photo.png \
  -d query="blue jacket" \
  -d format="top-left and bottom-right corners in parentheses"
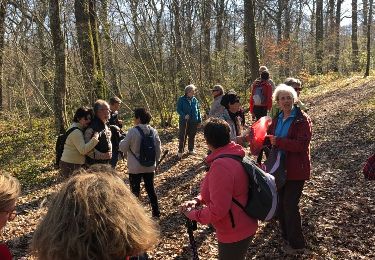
top-left (176, 95), bottom-right (202, 123)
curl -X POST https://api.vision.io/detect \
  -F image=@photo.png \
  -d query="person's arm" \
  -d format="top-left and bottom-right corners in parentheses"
top-left (249, 83), bottom-right (254, 113)
top-left (70, 129), bottom-right (99, 155)
top-left (196, 99), bottom-right (202, 123)
top-left (266, 83), bottom-right (273, 111)
top-left (119, 128), bottom-right (132, 157)
top-left (275, 117), bottom-right (312, 152)
top-left (176, 97), bottom-right (184, 117)
top-left (185, 160), bottom-right (235, 224)
top-left (154, 130), bottom-right (162, 162)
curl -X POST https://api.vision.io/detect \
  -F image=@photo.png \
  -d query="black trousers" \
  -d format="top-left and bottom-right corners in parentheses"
top-left (129, 172), bottom-right (160, 217)
top-left (218, 236), bottom-right (252, 260)
top-left (253, 106), bottom-right (268, 121)
top-left (178, 120), bottom-right (198, 153)
top-left (278, 180), bottom-right (306, 249)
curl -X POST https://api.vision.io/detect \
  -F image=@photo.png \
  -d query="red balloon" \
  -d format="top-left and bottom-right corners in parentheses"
top-left (246, 116), bottom-right (272, 155)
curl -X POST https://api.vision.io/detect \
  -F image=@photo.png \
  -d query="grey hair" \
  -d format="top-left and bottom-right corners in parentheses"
top-left (272, 84), bottom-right (298, 103)
top-left (93, 99), bottom-right (109, 114)
top-left (184, 84), bottom-right (197, 94)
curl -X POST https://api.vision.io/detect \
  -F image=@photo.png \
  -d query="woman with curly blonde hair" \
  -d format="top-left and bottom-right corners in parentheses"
top-left (0, 172), bottom-right (21, 260)
top-left (31, 167), bottom-right (159, 260)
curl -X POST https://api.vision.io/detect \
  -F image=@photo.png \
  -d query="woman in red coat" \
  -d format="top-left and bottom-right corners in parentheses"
top-left (267, 84), bottom-right (312, 254)
top-left (181, 118), bottom-right (257, 260)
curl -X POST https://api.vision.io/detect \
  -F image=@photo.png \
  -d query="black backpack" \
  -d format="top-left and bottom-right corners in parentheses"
top-left (130, 126), bottom-right (156, 167)
top-left (214, 154), bottom-right (278, 221)
top-left (55, 127), bottom-right (80, 168)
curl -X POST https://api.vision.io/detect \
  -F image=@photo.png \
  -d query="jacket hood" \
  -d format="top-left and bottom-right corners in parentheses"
top-left (206, 142), bottom-right (245, 164)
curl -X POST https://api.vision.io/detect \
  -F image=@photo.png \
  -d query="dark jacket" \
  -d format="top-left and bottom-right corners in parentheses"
top-left (267, 106), bottom-right (312, 180)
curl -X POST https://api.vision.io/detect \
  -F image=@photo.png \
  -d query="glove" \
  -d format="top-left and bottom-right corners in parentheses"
top-left (185, 114), bottom-right (190, 120)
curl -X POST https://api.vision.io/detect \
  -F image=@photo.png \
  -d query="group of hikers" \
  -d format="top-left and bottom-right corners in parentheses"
top-left (0, 65), bottom-right (313, 259)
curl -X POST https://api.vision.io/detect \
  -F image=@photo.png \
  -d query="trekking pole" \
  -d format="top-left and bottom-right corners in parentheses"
top-left (181, 118), bottom-right (189, 155)
top-left (155, 150), bottom-right (169, 173)
top-left (185, 217), bottom-right (199, 260)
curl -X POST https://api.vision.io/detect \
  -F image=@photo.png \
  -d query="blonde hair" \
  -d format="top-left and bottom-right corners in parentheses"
top-left (0, 172), bottom-right (21, 212)
top-left (31, 167), bottom-right (159, 260)
top-left (273, 84), bottom-right (298, 103)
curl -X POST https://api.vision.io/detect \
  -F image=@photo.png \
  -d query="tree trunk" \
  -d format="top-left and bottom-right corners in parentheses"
top-left (315, 0), bottom-right (324, 74)
top-left (37, 0), bottom-right (51, 103)
top-left (333, 0), bottom-right (343, 72)
top-left (202, 0), bottom-right (212, 82)
top-left (49, 0), bottom-right (66, 133)
top-left (0, 1), bottom-right (6, 111)
top-left (365, 0), bottom-right (373, 77)
top-left (100, 0), bottom-right (121, 98)
top-left (284, 0), bottom-right (291, 76)
top-left (215, 0), bottom-right (225, 52)
top-left (352, 0), bottom-right (360, 71)
top-left (363, 0), bottom-right (368, 34)
top-left (74, 0), bottom-right (105, 102)
top-left (244, 0), bottom-right (259, 83)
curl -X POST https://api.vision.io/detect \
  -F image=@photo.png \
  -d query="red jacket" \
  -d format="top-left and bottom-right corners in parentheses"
top-left (186, 142), bottom-right (258, 243)
top-left (249, 79), bottom-right (273, 113)
top-left (0, 244), bottom-right (12, 260)
top-left (268, 107), bottom-right (312, 180)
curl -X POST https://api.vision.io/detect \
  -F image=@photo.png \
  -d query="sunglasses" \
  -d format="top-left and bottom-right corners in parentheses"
top-left (294, 88), bottom-right (302, 91)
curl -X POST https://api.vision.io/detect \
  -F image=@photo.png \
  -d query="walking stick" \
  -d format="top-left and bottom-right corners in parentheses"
top-left (185, 217), bottom-right (199, 260)
top-left (181, 118), bottom-right (189, 155)
top-left (155, 150), bottom-right (169, 173)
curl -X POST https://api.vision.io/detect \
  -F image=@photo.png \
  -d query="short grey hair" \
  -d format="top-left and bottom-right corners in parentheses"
top-left (184, 84), bottom-right (197, 94)
top-left (272, 84), bottom-right (298, 103)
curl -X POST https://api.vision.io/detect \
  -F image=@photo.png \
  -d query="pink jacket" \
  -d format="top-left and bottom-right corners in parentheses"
top-left (186, 142), bottom-right (258, 243)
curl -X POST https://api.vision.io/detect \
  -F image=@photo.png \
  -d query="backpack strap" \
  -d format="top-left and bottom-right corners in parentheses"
top-left (65, 127), bottom-right (80, 138)
top-left (129, 126), bottom-right (153, 162)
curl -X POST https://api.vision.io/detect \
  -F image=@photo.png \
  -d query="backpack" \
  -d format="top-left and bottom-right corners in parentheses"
top-left (215, 154), bottom-right (278, 221)
top-left (363, 153), bottom-right (375, 180)
top-left (55, 127), bottom-right (80, 168)
top-left (130, 126), bottom-right (156, 167)
top-left (252, 81), bottom-right (266, 106)
top-left (263, 147), bottom-right (287, 190)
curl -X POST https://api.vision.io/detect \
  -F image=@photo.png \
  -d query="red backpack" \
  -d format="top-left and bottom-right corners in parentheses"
top-left (363, 153), bottom-right (375, 180)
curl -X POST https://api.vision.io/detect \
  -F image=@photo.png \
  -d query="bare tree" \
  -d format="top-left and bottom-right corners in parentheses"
top-left (0, 1), bottom-right (6, 110)
top-left (352, 0), bottom-right (359, 71)
top-left (316, 0), bottom-right (323, 74)
top-left (244, 0), bottom-right (259, 83)
top-left (365, 0), bottom-right (373, 77)
top-left (49, 0), bottom-right (66, 133)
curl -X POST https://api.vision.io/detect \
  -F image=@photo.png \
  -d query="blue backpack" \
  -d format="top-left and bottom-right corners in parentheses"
top-left (130, 126), bottom-right (156, 167)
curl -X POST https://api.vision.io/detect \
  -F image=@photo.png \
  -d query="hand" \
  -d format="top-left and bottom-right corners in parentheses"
top-left (104, 151), bottom-right (112, 159)
top-left (267, 135), bottom-right (277, 145)
top-left (236, 136), bottom-right (244, 146)
top-left (92, 132), bottom-right (99, 140)
top-left (179, 199), bottom-right (199, 213)
top-left (184, 114), bottom-right (190, 120)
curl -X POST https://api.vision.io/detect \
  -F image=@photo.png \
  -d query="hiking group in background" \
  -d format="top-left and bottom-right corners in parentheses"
top-left (1, 65), bottom-right (317, 259)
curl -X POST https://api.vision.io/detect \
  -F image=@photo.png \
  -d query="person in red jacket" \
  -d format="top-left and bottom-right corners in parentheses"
top-left (249, 70), bottom-right (273, 121)
top-left (0, 172), bottom-right (21, 260)
top-left (266, 84), bottom-right (312, 254)
top-left (180, 118), bottom-right (258, 260)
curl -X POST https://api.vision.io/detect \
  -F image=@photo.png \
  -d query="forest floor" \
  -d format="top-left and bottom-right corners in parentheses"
top-left (1, 75), bottom-right (375, 259)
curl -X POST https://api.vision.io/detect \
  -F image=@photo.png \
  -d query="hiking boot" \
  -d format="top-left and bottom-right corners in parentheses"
top-left (177, 152), bottom-right (183, 158)
top-left (283, 244), bottom-right (305, 255)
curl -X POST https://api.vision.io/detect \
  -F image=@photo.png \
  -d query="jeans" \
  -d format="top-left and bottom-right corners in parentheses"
top-left (129, 172), bottom-right (160, 217)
